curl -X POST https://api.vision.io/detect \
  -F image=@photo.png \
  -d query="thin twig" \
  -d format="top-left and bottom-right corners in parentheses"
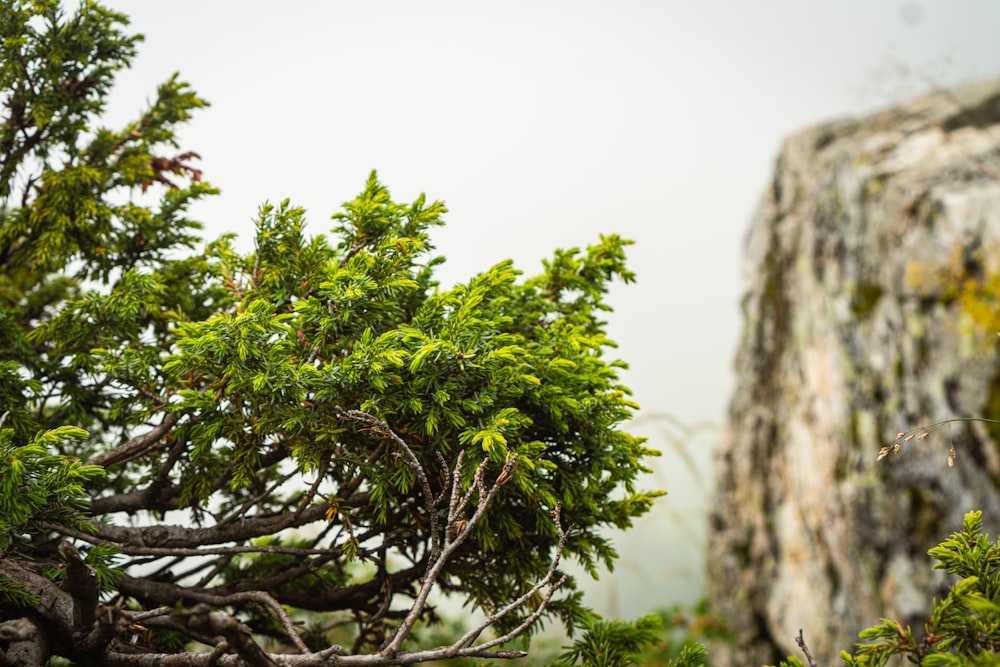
top-left (295, 459), bottom-right (329, 518)
top-left (454, 503), bottom-right (569, 650)
top-left (218, 467), bottom-right (299, 527)
top-left (382, 454), bottom-right (520, 655)
top-left (130, 591), bottom-right (309, 655)
top-left (336, 409), bottom-right (440, 560)
top-left (796, 629), bottom-right (818, 667)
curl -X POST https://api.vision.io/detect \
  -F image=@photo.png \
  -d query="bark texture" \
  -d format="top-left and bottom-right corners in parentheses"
top-left (708, 78), bottom-right (1000, 667)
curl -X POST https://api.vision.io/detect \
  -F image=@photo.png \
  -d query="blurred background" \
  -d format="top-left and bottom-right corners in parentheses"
top-left (100, 0), bottom-right (1000, 619)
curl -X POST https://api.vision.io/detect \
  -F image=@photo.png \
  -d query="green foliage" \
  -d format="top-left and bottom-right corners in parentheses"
top-left (0, 424), bottom-right (103, 557)
top-left (767, 657), bottom-right (804, 667)
top-left (639, 603), bottom-right (730, 667)
top-left (154, 173), bottom-right (659, 635)
top-left (557, 614), bottom-right (666, 667)
top-left (557, 603), bottom-right (723, 667)
top-left (0, 1), bottom-right (662, 662)
top-left (0, 574), bottom-right (37, 608)
top-left (839, 511), bottom-right (1000, 667)
top-left (81, 542), bottom-right (123, 589)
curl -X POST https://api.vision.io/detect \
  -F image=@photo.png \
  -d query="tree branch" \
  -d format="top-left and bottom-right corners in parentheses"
top-left (381, 452), bottom-right (521, 655)
top-left (335, 409), bottom-right (441, 557)
top-left (0, 557), bottom-right (122, 661)
top-left (88, 503), bottom-right (328, 548)
top-left (0, 617), bottom-right (47, 667)
top-left (0, 560), bottom-right (75, 638)
top-left (58, 540), bottom-right (99, 632)
top-left (102, 644), bottom-right (528, 666)
top-left (169, 604), bottom-right (276, 667)
top-left (796, 629), bottom-right (819, 667)
top-left (85, 415), bottom-right (177, 468)
top-left (454, 504), bottom-right (569, 651)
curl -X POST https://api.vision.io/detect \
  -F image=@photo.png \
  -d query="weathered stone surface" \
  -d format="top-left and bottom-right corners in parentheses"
top-left (708, 78), bottom-right (1000, 667)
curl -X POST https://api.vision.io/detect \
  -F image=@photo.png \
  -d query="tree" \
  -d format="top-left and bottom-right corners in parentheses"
top-left (0, 2), bottom-right (662, 665)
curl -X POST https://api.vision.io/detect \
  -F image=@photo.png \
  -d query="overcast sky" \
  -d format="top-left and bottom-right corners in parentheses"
top-left (100, 1), bottom-right (1000, 616)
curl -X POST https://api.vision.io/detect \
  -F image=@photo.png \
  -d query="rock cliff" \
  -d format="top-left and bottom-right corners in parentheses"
top-left (708, 78), bottom-right (1000, 667)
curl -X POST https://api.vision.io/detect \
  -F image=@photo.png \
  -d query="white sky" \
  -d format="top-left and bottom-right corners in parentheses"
top-left (100, 1), bottom-right (1000, 617)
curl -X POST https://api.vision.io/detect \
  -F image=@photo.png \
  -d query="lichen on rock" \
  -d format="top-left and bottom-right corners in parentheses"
top-left (708, 77), bottom-right (1000, 667)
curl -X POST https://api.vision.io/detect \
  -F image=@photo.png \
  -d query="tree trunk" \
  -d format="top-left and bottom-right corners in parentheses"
top-left (708, 78), bottom-right (1000, 667)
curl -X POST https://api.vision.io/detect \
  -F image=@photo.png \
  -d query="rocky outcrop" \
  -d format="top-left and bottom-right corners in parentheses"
top-left (708, 78), bottom-right (1000, 667)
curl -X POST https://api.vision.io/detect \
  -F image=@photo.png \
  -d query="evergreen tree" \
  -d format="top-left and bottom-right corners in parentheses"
top-left (0, 2), bottom-right (660, 664)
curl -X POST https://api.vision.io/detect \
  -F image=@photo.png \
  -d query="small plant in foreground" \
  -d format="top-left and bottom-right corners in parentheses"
top-left (556, 609), bottom-right (716, 667)
top-left (762, 511), bottom-right (1000, 667)
top-left (840, 510), bottom-right (1000, 666)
